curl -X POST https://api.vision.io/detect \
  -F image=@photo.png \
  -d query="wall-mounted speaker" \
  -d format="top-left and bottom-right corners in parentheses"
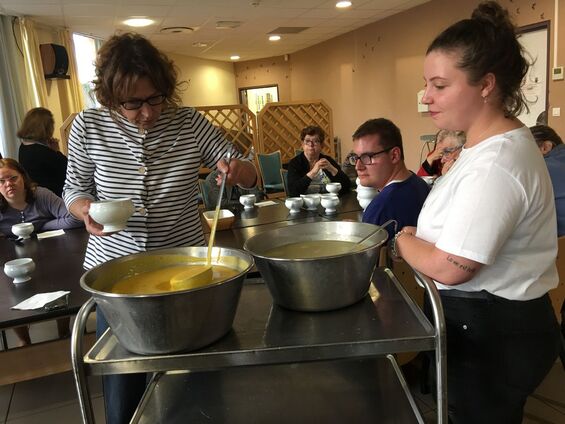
top-left (39, 44), bottom-right (70, 79)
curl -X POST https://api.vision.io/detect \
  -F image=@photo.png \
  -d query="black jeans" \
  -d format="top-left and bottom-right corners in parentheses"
top-left (97, 311), bottom-right (147, 424)
top-left (426, 291), bottom-right (560, 424)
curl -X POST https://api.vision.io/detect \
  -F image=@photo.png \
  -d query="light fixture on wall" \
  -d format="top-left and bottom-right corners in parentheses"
top-left (336, 1), bottom-right (352, 8)
top-left (230, 55), bottom-right (241, 60)
top-left (269, 35), bottom-right (281, 41)
top-left (123, 17), bottom-right (154, 27)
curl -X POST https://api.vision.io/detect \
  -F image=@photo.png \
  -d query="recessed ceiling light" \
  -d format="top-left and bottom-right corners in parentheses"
top-left (269, 35), bottom-right (281, 41)
top-left (336, 1), bottom-right (352, 8)
top-left (123, 17), bottom-right (154, 27)
top-left (230, 55), bottom-right (240, 60)
top-left (160, 26), bottom-right (193, 34)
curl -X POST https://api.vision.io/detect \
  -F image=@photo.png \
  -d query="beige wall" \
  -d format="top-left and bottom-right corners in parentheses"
top-left (234, 55), bottom-right (291, 101)
top-left (169, 53), bottom-right (238, 107)
top-left (234, 0), bottom-right (564, 171)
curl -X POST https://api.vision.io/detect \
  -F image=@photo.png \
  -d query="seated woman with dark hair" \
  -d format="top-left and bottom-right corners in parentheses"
top-left (287, 125), bottom-right (351, 197)
top-left (0, 158), bottom-right (83, 347)
top-left (18, 107), bottom-right (68, 197)
top-left (0, 158), bottom-right (82, 236)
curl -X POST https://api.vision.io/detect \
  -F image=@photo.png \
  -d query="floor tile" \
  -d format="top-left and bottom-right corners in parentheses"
top-left (523, 395), bottom-right (565, 424)
top-left (8, 372), bottom-right (102, 420)
top-left (6, 395), bottom-right (105, 424)
top-left (0, 385), bottom-right (14, 424)
top-left (531, 361), bottom-right (565, 414)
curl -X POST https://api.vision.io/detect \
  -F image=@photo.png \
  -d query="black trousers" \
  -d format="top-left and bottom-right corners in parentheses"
top-left (426, 291), bottom-right (560, 424)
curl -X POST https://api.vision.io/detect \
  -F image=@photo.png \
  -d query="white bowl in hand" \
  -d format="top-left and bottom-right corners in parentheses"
top-left (325, 182), bottom-right (341, 194)
top-left (4, 258), bottom-right (35, 284)
top-left (321, 194), bottom-right (340, 214)
top-left (239, 194), bottom-right (256, 210)
top-left (300, 194), bottom-right (321, 210)
top-left (285, 197), bottom-right (303, 214)
top-left (89, 198), bottom-right (135, 233)
top-left (12, 223), bottom-right (34, 240)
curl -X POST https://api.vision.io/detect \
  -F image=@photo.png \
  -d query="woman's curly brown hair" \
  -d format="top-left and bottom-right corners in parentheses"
top-left (93, 33), bottom-right (183, 111)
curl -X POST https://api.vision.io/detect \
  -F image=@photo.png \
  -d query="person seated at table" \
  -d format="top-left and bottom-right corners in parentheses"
top-left (17, 107), bottom-right (68, 197)
top-left (202, 169), bottom-right (263, 208)
top-left (416, 129), bottom-right (455, 177)
top-left (437, 130), bottom-right (466, 176)
top-left (530, 125), bottom-right (565, 236)
top-left (0, 159), bottom-right (82, 346)
top-left (351, 118), bottom-right (430, 239)
top-left (287, 125), bottom-right (351, 197)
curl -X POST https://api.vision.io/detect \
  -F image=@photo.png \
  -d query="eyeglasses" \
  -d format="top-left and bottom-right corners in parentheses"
top-left (120, 94), bottom-right (167, 110)
top-left (0, 175), bottom-right (19, 186)
top-left (348, 147), bottom-right (394, 166)
top-left (441, 146), bottom-right (462, 155)
top-left (303, 139), bottom-right (321, 146)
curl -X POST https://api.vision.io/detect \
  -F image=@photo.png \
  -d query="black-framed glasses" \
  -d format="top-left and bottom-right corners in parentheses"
top-left (303, 139), bottom-right (321, 146)
top-left (348, 147), bottom-right (394, 166)
top-left (441, 146), bottom-right (462, 155)
top-left (120, 94), bottom-right (167, 110)
top-left (0, 175), bottom-right (19, 186)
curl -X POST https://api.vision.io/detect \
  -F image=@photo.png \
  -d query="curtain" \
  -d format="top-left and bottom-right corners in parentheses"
top-left (56, 28), bottom-right (84, 113)
top-left (18, 17), bottom-right (48, 108)
top-left (0, 15), bottom-right (30, 159)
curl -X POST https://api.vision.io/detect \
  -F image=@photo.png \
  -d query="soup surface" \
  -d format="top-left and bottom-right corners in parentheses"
top-left (110, 264), bottom-right (238, 295)
top-left (264, 240), bottom-right (358, 259)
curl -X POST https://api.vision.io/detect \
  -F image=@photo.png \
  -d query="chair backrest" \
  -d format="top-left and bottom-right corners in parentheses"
top-left (59, 112), bottom-right (78, 156)
top-left (257, 151), bottom-right (283, 187)
top-left (280, 169), bottom-right (289, 196)
top-left (198, 179), bottom-right (213, 209)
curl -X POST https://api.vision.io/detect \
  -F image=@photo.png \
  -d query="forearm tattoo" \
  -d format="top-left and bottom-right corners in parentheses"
top-left (446, 255), bottom-right (476, 274)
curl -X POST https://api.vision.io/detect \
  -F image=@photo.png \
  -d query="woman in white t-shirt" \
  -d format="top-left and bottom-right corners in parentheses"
top-left (391, 2), bottom-right (560, 423)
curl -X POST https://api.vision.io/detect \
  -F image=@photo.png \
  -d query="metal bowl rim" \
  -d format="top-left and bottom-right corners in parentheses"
top-left (80, 246), bottom-right (254, 299)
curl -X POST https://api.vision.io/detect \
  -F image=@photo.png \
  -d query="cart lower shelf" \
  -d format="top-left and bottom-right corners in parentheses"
top-left (132, 355), bottom-right (424, 424)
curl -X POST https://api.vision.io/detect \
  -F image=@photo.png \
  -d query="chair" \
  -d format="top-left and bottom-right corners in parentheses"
top-left (257, 151), bottom-right (285, 198)
top-left (59, 112), bottom-right (78, 156)
top-left (550, 236), bottom-right (565, 368)
top-left (280, 169), bottom-right (290, 196)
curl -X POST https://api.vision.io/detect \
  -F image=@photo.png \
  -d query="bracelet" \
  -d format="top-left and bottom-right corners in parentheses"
top-left (390, 229), bottom-right (411, 259)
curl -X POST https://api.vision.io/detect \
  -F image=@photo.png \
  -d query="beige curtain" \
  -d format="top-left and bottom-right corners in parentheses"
top-left (56, 28), bottom-right (84, 112)
top-left (18, 17), bottom-right (48, 107)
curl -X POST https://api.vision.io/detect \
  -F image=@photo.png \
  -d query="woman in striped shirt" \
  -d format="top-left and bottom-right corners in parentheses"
top-left (63, 33), bottom-right (256, 424)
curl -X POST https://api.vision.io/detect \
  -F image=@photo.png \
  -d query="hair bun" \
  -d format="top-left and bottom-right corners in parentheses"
top-left (471, 1), bottom-right (514, 31)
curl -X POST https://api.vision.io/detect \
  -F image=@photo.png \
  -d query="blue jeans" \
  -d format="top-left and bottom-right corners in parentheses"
top-left (97, 311), bottom-right (147, 424)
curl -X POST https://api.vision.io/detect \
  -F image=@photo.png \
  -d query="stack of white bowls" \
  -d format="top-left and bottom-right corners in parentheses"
top-left (355, 177), bottom-right (378, 210)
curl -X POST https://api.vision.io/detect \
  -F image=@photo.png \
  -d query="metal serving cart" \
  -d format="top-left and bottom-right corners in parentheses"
top-left (71, 268), bottom-right (447, 423)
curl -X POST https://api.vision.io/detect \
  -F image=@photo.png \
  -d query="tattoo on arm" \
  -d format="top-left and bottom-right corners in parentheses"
top-left (446, 255), bottom-right (476, 274)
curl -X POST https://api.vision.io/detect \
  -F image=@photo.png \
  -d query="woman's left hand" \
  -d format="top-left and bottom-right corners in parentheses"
top-left (316, 158), bottom-right (338, 176)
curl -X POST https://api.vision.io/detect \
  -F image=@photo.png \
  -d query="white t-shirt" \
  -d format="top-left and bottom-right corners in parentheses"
top-left (416, 126), bottom-right (558, 300)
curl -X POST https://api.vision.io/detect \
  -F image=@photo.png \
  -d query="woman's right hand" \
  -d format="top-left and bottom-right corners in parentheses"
top-left (70, 198), bottom-right (109, 236)
top-left (426, 147), bottom-right (443, 164)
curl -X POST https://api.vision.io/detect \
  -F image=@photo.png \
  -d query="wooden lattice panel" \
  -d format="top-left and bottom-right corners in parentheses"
top-left (258, 100), bottom-right (334, 163)
top-left (196, 104), bottom-right (258, 157)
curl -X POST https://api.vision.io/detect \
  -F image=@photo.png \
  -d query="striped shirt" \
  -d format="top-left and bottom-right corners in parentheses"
top-left (63, 107), bottom-right (241, 269)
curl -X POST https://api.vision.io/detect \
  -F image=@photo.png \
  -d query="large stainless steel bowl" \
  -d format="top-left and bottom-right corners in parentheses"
top-left (80, 246), bottom-right (253, 355)
top-left (243, 221), bottom-right (388, 311)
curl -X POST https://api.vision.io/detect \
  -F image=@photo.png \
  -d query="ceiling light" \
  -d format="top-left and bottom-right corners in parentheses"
top-left (230, 55), bottom-right (240, 60)
top-left (336, 1), bottom-right (352, 8)
top-left (269, 35), bottom-right (281, 41)
top-left (123, 17), bottom-right (154, 27)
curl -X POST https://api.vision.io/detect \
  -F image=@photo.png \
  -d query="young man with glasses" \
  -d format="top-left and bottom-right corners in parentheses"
top-left (352, 118), bottom-right (430, 239)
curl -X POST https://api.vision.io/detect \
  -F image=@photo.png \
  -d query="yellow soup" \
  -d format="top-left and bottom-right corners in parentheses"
top-left (110, 264), bottom-right (238, 295)
top-left (264, 240), bottom-right (357, 259)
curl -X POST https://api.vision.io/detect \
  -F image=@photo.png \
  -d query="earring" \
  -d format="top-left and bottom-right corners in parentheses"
top-left (483, 95), bottom-right (488, 104)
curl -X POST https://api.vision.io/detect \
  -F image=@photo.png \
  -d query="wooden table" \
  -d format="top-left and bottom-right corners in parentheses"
top-left (0, 229), bottom-right (95, 384)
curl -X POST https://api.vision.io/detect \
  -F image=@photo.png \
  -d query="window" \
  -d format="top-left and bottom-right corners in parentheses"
top-left (72, 33), bottom-right (101, 108)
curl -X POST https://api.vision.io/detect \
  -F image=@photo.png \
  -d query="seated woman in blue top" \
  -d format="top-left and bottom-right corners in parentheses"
top-left (0, 158), bottom-right (83, 237)
top-left (0, 158), bottom-right (83, 346)
top-left (287, 125), bottom-right (351, 197)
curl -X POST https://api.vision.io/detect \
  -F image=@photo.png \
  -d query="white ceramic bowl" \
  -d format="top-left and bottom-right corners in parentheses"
top-left (356, 185), bottom-right (378, 210)
top-left (12, 223), bottom-right (34, 240)
top-left (421, 176), bottom-right (435, 186)
top-left (285, 197), bottom-right (303, 214)
top-left (325, 182), bottom-right (341, 194)
top-left (4, 258), bottom-right (35, 284)
top-left (239, 194), bottom-right (256, 210)
top-left (320, 194), bottom-right (340, 214)
top-left (358, 197), bottom-right (374, 210)
top-left (89, 198), bottom-right (135, 233)
top-left (300, 194), bottom-right (321, 210)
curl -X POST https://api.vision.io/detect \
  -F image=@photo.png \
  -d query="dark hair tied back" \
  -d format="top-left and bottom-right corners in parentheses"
top-left (427, 1), bottom-right (528, 118)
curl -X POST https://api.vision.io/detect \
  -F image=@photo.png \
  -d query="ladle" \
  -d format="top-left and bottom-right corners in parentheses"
top-left (350, 219), bottom-right (396, 252)
top-left (170, 151), bottom-right (233, 290)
